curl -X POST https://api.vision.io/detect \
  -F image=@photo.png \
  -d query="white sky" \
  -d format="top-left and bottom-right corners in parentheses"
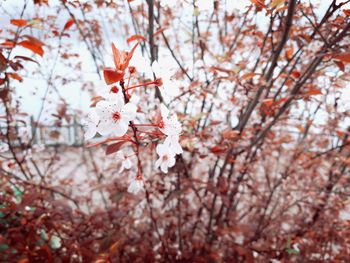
top-left (1, 0), bottom-right (349, 123)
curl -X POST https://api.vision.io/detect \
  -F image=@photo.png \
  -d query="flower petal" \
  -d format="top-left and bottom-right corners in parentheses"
top-left (160, 162), bottom-right (168, 173)
top-left (96, 101), bottom-right (113, 119)
top-left (111, 121), bottom-right (129, 137)
top-left (97, 121), bottom-right (113, 136)
top-left (164, 79), bottom-right (180, 97)
top-left (156, 143), bottom-right (167, 156)
top-left (160, 104), bottom-right (169, 119)
top-left (88, 109), bottom-right (99, 125)
top-left (123, 158), bottom-right (132, 169)
top-left (151, 60), bottom-right (162, 77)
top-left (122, 102), bottom-right (137, 121)
top-left (84, 125), bottom-right (97, 140)
top-left (155, 157), bottom-right (162, 169)
top-left (168, 156), bottom-right (176, 168)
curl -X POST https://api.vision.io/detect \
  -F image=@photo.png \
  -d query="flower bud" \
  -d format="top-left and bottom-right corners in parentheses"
top-left (110, 86), bottom-right (119, 93)
top-left (129, 66), bottom-right (136, 74)
top-left (155, 78), bottom-right (163, 86)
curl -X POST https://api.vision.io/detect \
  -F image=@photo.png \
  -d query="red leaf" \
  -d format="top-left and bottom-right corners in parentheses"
top-left (112, 43), bottom-right (121, 69)
top-left (222, 130), bottom-right (239, 140)
top-left (106, 141), bottom-right (127, 155)
top-left (103, 68), bottom-right (124, 85)
top-left (0, 52), bottom-right (7, 71)
top-left (7, 73), bottom-right (23, 82)
top-left (250, 0), bottom-right (267, 9)
top-left (112, 42), bottom-right (139, 71)
top-left (14, 55), bottom-right (39, 65)
top-left (334, 60), bottom-right (345, 72)
top-left (0, 40), bottom-right (15, 48)
top-left (10, 19), bottom-right (28, 27)
top-left (0, 88), bottom-right (10, 100)
top-left (126, 42), bottom-right (139, 64)
top-left (285, 47), bottom-right (294, 60)
top-left (262, 99), bottom-right (274, 107)
top-left (18, 40), bottom-right (44, 56)
top-left (22, 35), bottom-right (45, 47)
top-left (343, 9), bottom-right (350, 16)
top-left (333, 53), bottom-right (350, 63)
top-left (305, 88), bottom-right (322, 96)
top-left (336, 130), bottom-right (345, 138)
top-left (210, 145), bottom-right (227, 154)
top-left (241, 72), bottom-right (259, 80)
top-left (127, 34), bottom-right (146, 44)
top-left (63, 19), bottom-right (74, 31)
top-left (34, 0), bottom-right (49, 5)
top-left (291, 71), bottom-right (301, 78)
top-left (210, 66), bottom-right (234, 75)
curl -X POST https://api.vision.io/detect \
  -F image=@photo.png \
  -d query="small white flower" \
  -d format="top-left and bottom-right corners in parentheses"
top-left (96, 95), bottom-right (137, 137)
top-left (83, 109), bottom-right (99, 140)
top-left (152, 61), bottom-right (180, 97)
top-left (164, 135), bottom-right (183, 155)
top-left (128, 176), bottom-right (144, 194)
top-left (155, 143), bottom-right (176, 173)
top-left (230, 114), bottom-right (239, 128)
top-left (49, 234), bottom-right (62, 249)
top-left (159, 104), bottom-right (182, 136)
top-left (292, 243), bottom-right (300, 252)
top-left (116, 150), bottom-right (132, 172)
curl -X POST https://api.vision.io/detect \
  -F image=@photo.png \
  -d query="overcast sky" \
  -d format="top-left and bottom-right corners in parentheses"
top-left (1, 0), bottom-right (349, 124)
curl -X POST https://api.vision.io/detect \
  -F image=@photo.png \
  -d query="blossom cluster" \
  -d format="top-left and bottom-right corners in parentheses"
top-left (83, 43), bottom-right (182, 194)
top-left (155, 104), bottom-right (182, 173)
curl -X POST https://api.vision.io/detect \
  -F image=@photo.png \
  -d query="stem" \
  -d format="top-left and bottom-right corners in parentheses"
top-left (125, 80), bottom-right (158, 91)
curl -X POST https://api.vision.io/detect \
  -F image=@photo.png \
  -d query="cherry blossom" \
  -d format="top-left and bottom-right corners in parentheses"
top-left (128, 176), bottom-right (144, 194)
top-left (151, 60), bottom-right (180, 97)
top-left (83, 109), bottom-right (99, 140)
top-left (96, 95), bottom-right (137, 137)
top-left (155, 143), bottom-right (176, 173)
top-left (164, 135), bottom-right (183, 155)
top-left (116, 150), bottom-right (132, 172)
top-left (159, 104), bottom-right (182, 136)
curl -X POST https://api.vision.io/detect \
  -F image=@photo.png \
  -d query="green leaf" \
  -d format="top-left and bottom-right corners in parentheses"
top-left (0, 244), bottom-right (9, 251)
top-left (286, 248), bottom-right (299, 255)
top-left (12, 185), bottom-right (23, 197)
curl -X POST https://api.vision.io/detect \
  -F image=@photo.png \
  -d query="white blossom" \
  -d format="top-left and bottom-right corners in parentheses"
top-left (128, 176), bottom-right (144, 194)
top-left (116, 150), bottom-right (132, 172)
top-left (159, 104), bottom-right (181, 136)
top-left (83, 109), bottom-right (99, 140)
top-left (164, 135), bottom-right (183, 155)
top-left (152, 61), bottom-right (180, 97)
top-left (155, 143), bottom-right (176, 173)
top-left (96, 95), bottom-right (137, 137)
